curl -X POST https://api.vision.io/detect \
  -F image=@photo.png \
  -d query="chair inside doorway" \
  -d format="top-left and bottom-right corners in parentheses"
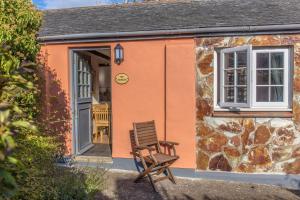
top-left (93, 103), bottom-right (110, 144)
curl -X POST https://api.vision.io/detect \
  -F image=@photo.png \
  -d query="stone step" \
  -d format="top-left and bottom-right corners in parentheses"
top-left (74, 155), bottom-right (113, 164)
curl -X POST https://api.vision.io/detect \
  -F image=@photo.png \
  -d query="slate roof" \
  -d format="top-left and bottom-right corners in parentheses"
top-left (40, 0), bottom-right (300, 38)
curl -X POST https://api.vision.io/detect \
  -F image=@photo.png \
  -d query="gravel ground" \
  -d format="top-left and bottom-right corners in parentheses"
top-left (95, 170), bottom-right (300, 200)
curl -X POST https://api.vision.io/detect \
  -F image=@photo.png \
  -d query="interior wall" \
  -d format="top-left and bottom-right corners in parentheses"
top-left (89, 52), bottom-right (111, 104)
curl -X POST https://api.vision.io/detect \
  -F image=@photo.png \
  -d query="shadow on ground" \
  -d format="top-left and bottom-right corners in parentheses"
top-left (92, 171), bottom-right (300, 200)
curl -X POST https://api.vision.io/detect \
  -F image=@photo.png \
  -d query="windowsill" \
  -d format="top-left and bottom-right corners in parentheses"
top-left (213, 110), bottom-right (293, 118)
top-left (214, 107), bottom-right (292, 112)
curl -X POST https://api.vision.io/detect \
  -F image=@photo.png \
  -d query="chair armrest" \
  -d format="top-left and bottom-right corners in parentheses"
top-left (159, 141), bottom-right (178, 156)
top-left (159, 141), bottom-right (179, 146)
top-left (134, 145), bottom-right (156, 151)
top-left (134, 145), bottom-right (158, 164)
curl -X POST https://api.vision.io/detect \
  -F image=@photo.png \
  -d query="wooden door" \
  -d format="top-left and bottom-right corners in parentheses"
top-left (73, 52), bottom-right (93, 154)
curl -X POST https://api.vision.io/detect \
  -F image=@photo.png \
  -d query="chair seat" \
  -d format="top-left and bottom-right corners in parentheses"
top-left (146, 153), bottom-right (179, 164)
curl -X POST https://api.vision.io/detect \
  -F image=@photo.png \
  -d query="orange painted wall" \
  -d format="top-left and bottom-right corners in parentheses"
top-left (41, 38), bottom-right (196, 169)
top-left (166, 43), bottom-right (196, 168)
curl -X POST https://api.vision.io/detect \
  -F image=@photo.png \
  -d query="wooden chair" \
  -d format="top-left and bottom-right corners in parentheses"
top-left (131, 120), bottom-right (179, 192)
top-left (92, 103), bottom-right (110, 143)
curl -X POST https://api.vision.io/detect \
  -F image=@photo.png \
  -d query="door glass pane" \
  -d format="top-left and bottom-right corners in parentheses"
top-left (271, 52), bottom-right (284, 68)
top-left (78, 58), bottom-right (82, 71)
top-left (78, 86), bottom-right (81, 98)
top-left (237, 86), bottom-right (247, 103)
top-left (82, 72), bottom-right (85, 85)
top-left (256, 70), bottom-right (269, 85)
top-left (224, 87), bottom-right (234, 102)
top-left (271, 70), bottom-right (283, 85)
top-left (237, 68), bottom-right (247, 85)
top-left (82, 61), bottom-right (86, 72)
top-left (237, 51), bottom-right (247, 68)
top-left (87, 86), bottom-right (90, 98)
top-left (224, 70), bottom-right (234, 85)
top-left (78, 72), bottom-right (82, 84)
top-left (224, 53), bottom-right (234, 69)
top-left (88, 73), bottom-right (91, 85)
top-left (84, 86), bottom-right (88, 98)
top-left (81, 86), bottom-right (84, 98)
top-left (271, 86), bottom-right (283, 102)
top-left (86, 73), bottom-right (89, 85)
top-left (257, 53), bottom-right (269, 68)
top-left (86, 86), bottom-right (89, 98)
top-left (256, 86), bottom-right (269, 102)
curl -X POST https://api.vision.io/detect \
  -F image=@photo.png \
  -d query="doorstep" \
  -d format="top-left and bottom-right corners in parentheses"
top-left (74, 155), bottom-right (113, 164)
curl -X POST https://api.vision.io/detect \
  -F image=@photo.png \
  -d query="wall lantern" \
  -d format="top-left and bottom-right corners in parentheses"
top-left (114, 44), bottom-right (124, 65)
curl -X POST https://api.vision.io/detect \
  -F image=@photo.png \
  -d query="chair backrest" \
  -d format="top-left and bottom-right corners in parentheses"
top-left (93, 103), bottom-right (110, 125)
top-left (133, 120), bottom-right (159, 147)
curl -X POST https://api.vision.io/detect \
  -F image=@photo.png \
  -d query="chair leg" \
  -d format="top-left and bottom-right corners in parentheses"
top-left (100, 129), bottom-right (104, 143)
top-left (134, 167), bottom-right (152, 183)
top-left (94, 128), bottom-right (98, 142)
top-left (147, 174), bottom-right (158, 192)
top-left (166, 167), bottom-right (176, 184)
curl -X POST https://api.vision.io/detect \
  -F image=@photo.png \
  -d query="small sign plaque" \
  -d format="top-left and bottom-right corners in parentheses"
top-left (115, 73), bottom-right (129, 85)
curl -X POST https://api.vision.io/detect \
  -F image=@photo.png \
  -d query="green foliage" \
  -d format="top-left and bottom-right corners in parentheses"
top-left (0, 0), bottom-right (41, 198)
top-left (0, 104), bottom-right (36, 198)
top-left (0, 0), bottom-right (41, 62)
top-left (0, 1), bottom-right (106, 199)
top-left (11, 131), bottom-right (106, 199)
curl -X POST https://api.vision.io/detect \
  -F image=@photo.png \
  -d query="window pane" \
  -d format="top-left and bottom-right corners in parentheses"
top-left (237, 51), bottom-right (247, 68)
top-left (257, 53), bottom-right (269, 68)
top-left (88, 73), bottom-right (91, 85)
top-left (86, 86), bottom-right (89, 98)
top-left (82, 62), bottom-right (86, 72)
top-left (85, 73), bottom-right (89, 85)
top-left (271, 52), bottom-right (284, 68)
top-left (82, 86), bottom-right (87, 97)
top-left (237, 87), bottom-right (247, 103)
top-left (256, 86), bottom-right (269, 102)
top-left (271, 70), bottom-right (283, 85)
top-left (224, 87), bottom-right (234, 102)
top-left (224, 70), bottom-right (234, 85)
top-left (271, 86), bottom-right (283, 102)
top-left (237, 68), bottom-right (247, 85)
top-left (224, 53), bottom-right (234, 69)
top-left (78, 86), bottom-right (81, 98)
top-left (78, 59), bottom-right (82, 71)
top-left (83, 72), bottom-right (86, 84)
top-left (81, 86), bottom-right (84, 98)
top-left (256, 70), bottom-right (269, 85)
top-left (78, 72), bottom-right (82, 84)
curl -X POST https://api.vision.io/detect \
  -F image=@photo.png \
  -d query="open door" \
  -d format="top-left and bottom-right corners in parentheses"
top-left (73, 52), bottom-right (93, 154)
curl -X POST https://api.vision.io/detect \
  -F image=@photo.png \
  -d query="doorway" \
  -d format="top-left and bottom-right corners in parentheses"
top-left (71, 47), bottom-right (112, 157)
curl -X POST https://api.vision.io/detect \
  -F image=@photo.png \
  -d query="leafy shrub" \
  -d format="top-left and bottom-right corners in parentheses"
top-left (10, 132), bottom-right (106, 200)
top-left (1, 1), bottom-right (106, 199)
top-left (0, 0), bottom-right (41, 198)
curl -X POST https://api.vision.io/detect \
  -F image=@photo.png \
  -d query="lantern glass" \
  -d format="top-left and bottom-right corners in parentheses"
top-left (114, 44), bottom-right (123, 65)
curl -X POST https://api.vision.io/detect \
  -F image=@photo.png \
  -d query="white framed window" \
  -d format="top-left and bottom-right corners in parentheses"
top-left (220, 45), bottom-right (251, 108)
top-left (252, 49), bottom-right (289, 108)
top-left (214, 46), bottom-right (291, 111)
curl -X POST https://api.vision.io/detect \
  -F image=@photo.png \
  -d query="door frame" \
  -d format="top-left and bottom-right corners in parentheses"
top-left (69, 46), bottom-right (112, 156)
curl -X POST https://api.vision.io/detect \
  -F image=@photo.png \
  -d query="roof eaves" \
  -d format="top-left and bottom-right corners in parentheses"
top-left (38, 24), bottom-right (300, 43)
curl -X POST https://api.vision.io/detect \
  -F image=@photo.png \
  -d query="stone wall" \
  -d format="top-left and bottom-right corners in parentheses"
top-left (196, 35), bottom-right (300, 174)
